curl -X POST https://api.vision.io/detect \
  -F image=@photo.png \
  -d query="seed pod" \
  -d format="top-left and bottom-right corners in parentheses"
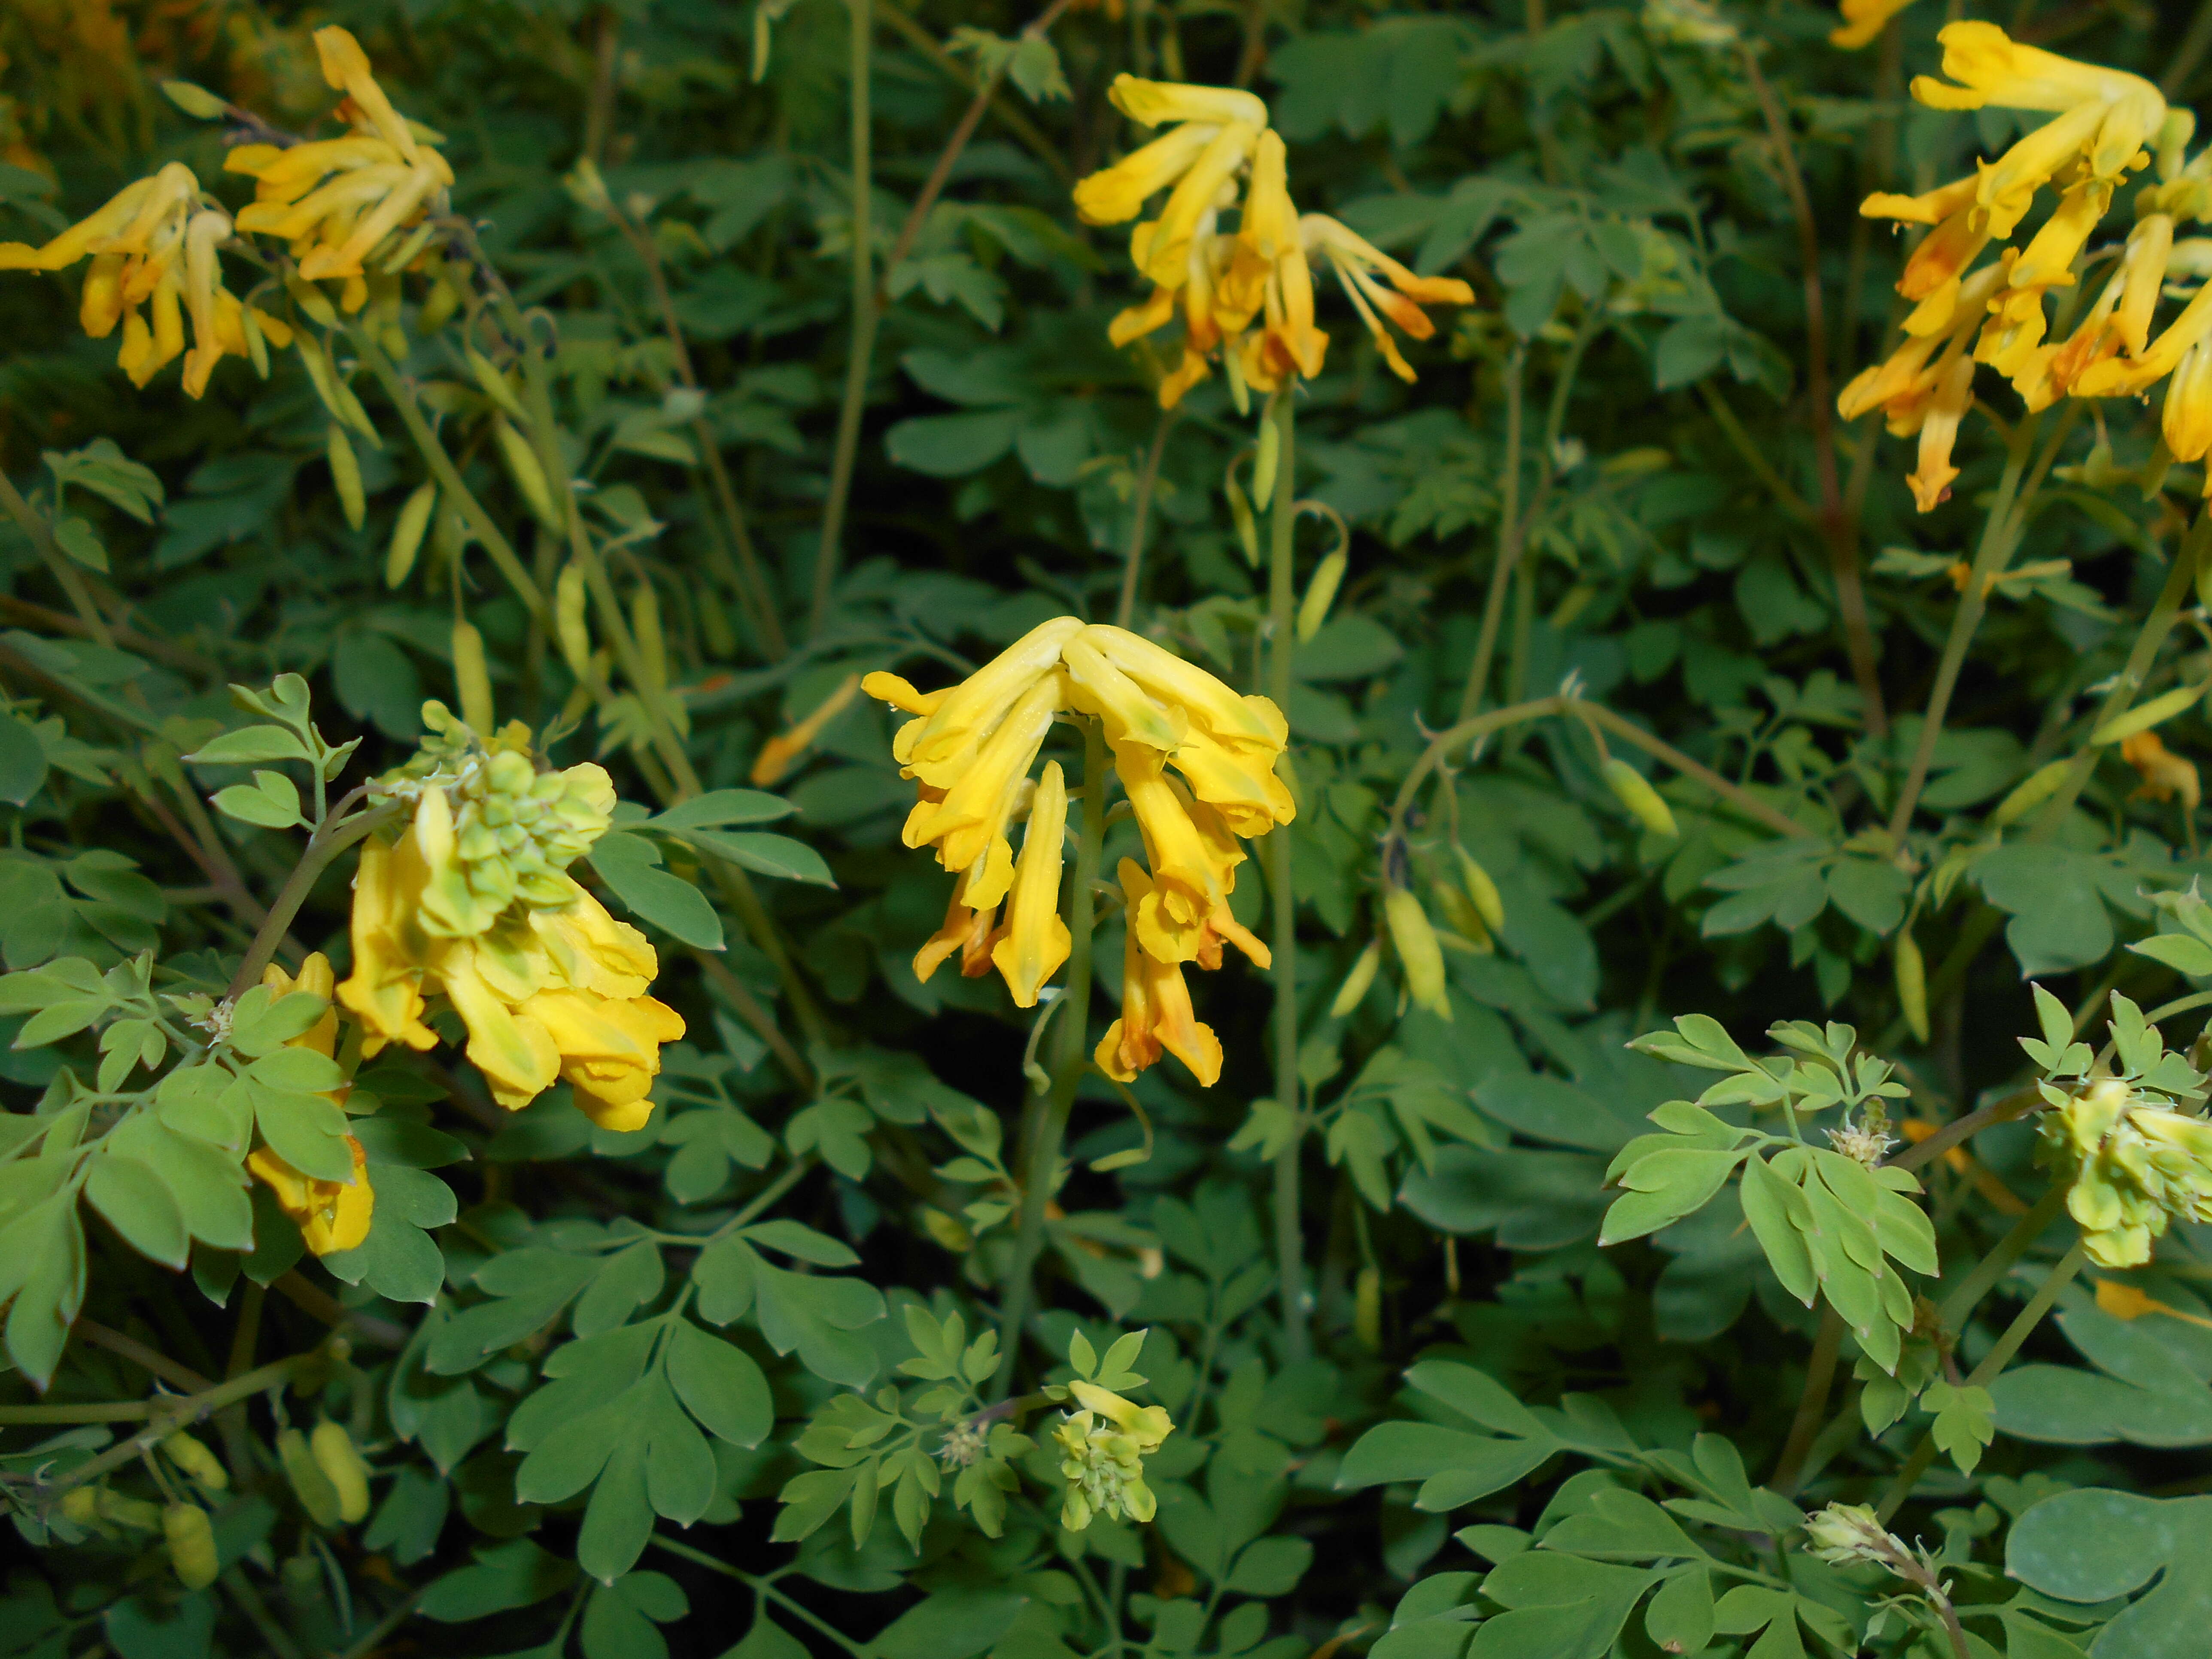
top-left (310, 1422), bottom-right (372, 1524)
top-left (2093, 680), bottom-right (2206, 747)
top-left (1990, 758), bottom-right (2071, 827)
top-left (284, 272), bottom-right (339, 328)
top-left (1601, 758), bottom-right (1677, 839)
top-left (1225, 468), bottom-right (1260, 568)
top-left (242, 302), bottom-right (269, 378)
top-left (97, 1490), bottom-right (163, 1530)
top-left (494, 418), bottom-right (563, 532)
top-left (695, 576), bottom-right (736, 659)
top-left (1384, 886), bottom-right (1452, 1022)
top-left (277, 1427), bottom-right (343, 1528)
top-left (556, 562), bottom-right (594, 684)
top-left (161, 1430), bottom-right (228, 1492)
top-left (452, 620), bottom-right (495, 734)
top-left (632, 584), bottom-right (668, 696)
top-left (327, 424), bottom-right (365, 532)
top-left (1330, 939), bottom-right (1382, 1018)
top-left (418, 276), bottom-right (461, 335)
top-left (59, 1488), bottom-right (99, 1527)
top-left (386, 482), bottom-right (436, 588)
top-left (1429, 878), bottom-right (1494, 953)
top-left (1297, 549), bottom-right (1347, 643)
top-left (164, 1502), bottom-right (218, 1589)
top-left (465, 346), bottom-right (529, 421)
top-left (1896, 929), bottom-right (1929, 1044)
top-left (1252, 416), bottom-right (1280, 510)
top-left (1454, 846), bottom-right (1506, 934)
top-left (1354, 1265), bottom-right (1383, 1353)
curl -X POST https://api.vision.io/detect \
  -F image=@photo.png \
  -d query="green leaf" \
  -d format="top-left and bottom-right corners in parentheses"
top-left (419, 1539), bottom-right (576, 1622)
top-left (1924, 1380), bottom-right (1996, 1474)
top-left (160, 79), bottom-right (229, 118)
top-left (0, 716), bottom-right (49, 806)
top-left (667, 1320), bottom-right (773, 1446)
top-left (184, 725), bottom-right (314, 766)
top-left (85, 1152), bottom-right (188, 1268)
top-left (587, 830), bottom-right (726, 950)
top-left (678, 829), bottom-right (837, 887)
top-left (648, 790), bottom-right (794, 830)
top-left (51, 515), bottom-right (109, 573)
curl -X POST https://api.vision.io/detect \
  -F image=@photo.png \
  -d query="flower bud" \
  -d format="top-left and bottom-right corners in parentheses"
top-left (1384, 886), bottom-right (1452, 1021)
top-left (311, 1422), bottom-right (372, 1523)
top-left (1297, 549), bottom-right (1346, 643)
top-left (277, 1427), bottom-right (343, 1528)
top-left (165, 1502), bottom-right (219, 1589)
top-left (1601, 757), bottom-right (1677, 838)
top-left (494, 418), bottom-right (563, 532)
top-left (465, 346), bottom-right (529, 421)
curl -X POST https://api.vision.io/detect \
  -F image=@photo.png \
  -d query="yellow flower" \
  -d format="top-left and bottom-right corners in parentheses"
top-left (1830, 0), bottom-right (1916, 49)
top-left (226, 27), bottom-right (453, 287)
top-left (337, 725), bottom-right (682, 1130)
top-left (1095, 860), bottom-right (1224, 1087)
top-left (249, 1135), bottom-right (373, 1256)
top-left (1300, 214), bottom-right (1476, 383)
top-left (0, 161), bottom-right (292, 398)
top-left (752, 673), bottom-right (863, 786)
top-left (871, 620), bottom-right (1288, 1055)
top-left (1905, 351), bottom-right (1977, 514)
top-left (2124, 730), bottom-right (2201, 809)
top-left (1906, 24), bottom-right (2163, 240)
top-left (992, 760), bottom-right (1073, 1007)
top-left (1052, 1376), bottom-right (1175, 1531)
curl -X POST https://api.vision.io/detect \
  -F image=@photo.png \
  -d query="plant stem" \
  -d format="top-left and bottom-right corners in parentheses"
top-left (75, 1319), bottom-right (210, 1392)
top-left (808, 0), bottom-right (877, 641)
top-left (1698, 382), bottom-right (1814, 523)
top-left (994, 719), bottom-right (1109, 1395)
top-left (651, 1538), bottom-right (881, 1658)
top-left (351, 333), bottom-right (549, 625)
top-left (225, 793), bottom-right (398, 998)
top-left (1936, 1182), bottom-right (2069, 1332)
top-left (872, 2), bottom-right (1071, 181)
top-left (31, 1354), bottom-right (306, 1499)
top-left (1264, 392), bottom-right (1309, 1362)
top-left (0, 469), bottom-right (115, 649)
top-left (1741, 44), bottom-right (1885, 736)
top-left (1459, 345), bottom-right (1527, 723)
top-left (1876, 1237), bottom-right (2087, 1522)
top-left (1115, 408), bottom-right (1179, 630)
top-left (1770, 1305), bottom-right (1843, 1493)
top-left (1886, 410), bottom-right (2043, 839)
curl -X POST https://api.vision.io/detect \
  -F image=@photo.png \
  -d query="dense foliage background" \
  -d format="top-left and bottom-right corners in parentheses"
top-left (9, 0), bottom-right (2212, 1655)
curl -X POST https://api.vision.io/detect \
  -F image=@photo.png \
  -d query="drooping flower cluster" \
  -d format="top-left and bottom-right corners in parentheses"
top-left (865, 617), bottom-right (1291, 1087)
top-left (245, 951), bottom-right (375, 1256)
top-left (1073, 76), bottom-right (1475, 405)
top-left (338, 703), bottom-right (683, 1132)
top-left (2040, 1078), bottom-right (2212, 1267)
top-left (1841, 26), bottom-right (2212, 510)
top-left (0, 26), bottom-right (445, 398)
top-left (1051, 1379), bottom-right (1175, 1531)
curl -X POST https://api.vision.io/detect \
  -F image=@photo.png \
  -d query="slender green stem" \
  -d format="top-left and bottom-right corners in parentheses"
top-left (351, 333), bottom-right (549, 625)
top-left (808, 0), bottom-right (877, 640)
top-left (1770, 1305), bottom-right (1843, 1493)
top-left (2161, 0), bottom-right (2212, 95)
top-left (1459, 346), bottom-right (1526, 723)
top-left (1264, 392), bottom-right (1309, 1362)
top-left (1115, 408), bottom-right (1179, 630)
top-left (222, 1571), bottom-right (306, 1659)
top-left (1699, 382), bottom-right (1814, 523)
top-left (1877, 1237), bottom-right (2087, 1522)
top-left (334, 1590), bottom-right (426, 1659)
top-left (32, 1354), bottom-right (306, 1500)
top-left (1936, 1182), bottom-right (2069, 1332)
top-left (1887, 410), bottom-right (2044, 839)
top-left (994, 720), bottom-right (1110, 1395)
top-left (0, 469), bottom-right (115, 648)
top-left (225, 793), bottom-right (399, 998)
top-left (651, 1537), bottom-right (881, 1657)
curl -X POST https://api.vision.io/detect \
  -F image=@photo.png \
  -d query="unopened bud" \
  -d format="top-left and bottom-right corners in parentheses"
top-left (1297, 550), bottom-right (1346, 642)
top-left (1896, 929), bottom-right (1929, 1043)
top-left (1601, 758), bottom-right (1677, 838)
top-left (452, 620), bottom-right (495, 735)
top-left (1330, 939), bottom-right (1381, 1018)
top-left (386, 481), bottom-right (435, 588)
top-left (277, 1427), bottom-right (343, 1528)
top-left (310, 1422), bottom-right (372, 1524)
top-left (165, 1502), bottom-right (219, 1589)
top-left (1992, 758), bottom-right (2070, 827)
top-left (327, 424), bottom-right (365, 532)
top-left (1454, 846), bottom-right (1506, 933)
top-left (1384, 886), bottom-right (1452, 1022)
top-left (162, 1431), bottom-right (228, 1492)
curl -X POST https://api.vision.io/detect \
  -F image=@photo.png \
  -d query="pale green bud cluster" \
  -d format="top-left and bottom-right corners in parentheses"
top-left (2043, 1079), bottom-right (2212, 1268)
top-left (1803, 1502), bottom-right (1903, 1568)
top-left (419, 746), bottom-right (616, 937)
top-left (1052, 1380), bottom-right (1173, 1531)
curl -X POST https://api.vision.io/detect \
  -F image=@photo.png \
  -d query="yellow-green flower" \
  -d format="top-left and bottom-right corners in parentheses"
top-left (1052, 1379), bottom-right (1175, 1531)
top-left (991, 760), bottom-right (1072, 1008)
top-left (250, 1135), bottom-right (374, 1257)
top-left (1829, 0), bottom-right (1916, 49)
top-left (2042, 1079), bottom-right (2212, 1267)
top-left (1096, 859), bottom-right (1224, 1087)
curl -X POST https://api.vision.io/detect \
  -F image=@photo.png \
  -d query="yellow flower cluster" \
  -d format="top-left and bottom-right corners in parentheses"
top-left (865, 617), bottom-right (1290, 1087)
top-left (245, 953), bottom-right (374, 1256)
top-left (338, 709), bottom-right (683, 1132)
top-left (1841, 26), bottom-right (2212, 510)
top-left (0, 26), bottom-right (444, 398)
top-left (1073, 77), bottom-right (1475, 406)
top-left (2043, 1077), bottom-right (2212, 1267)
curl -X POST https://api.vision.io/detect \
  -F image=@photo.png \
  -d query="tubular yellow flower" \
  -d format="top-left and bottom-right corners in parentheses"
top-left (1074, 122), bottom-right (1223, 226)
top-left (1830, 0), bottom-right (1916, 49)
top-left (2124, 730), bottom-right (2201, 808)
top-left (914, 860), bottom-right (1001, 984)
top-left (1053, 1376), bottom-right (1176, 1531)
top-left (753, 672), bottom-right (863, 786)
top-left (1094, 861), bottom-right (1227, 1088)
top-left (1108, 75), bottom-right (1268, 130)
top-left (1907, 350), bottom-right (1978, 513)
top-left (2165, 340), bottom-right (2212, 475)
top-left (902, 672), bottom-right (1066, 890)
top-left (993, 760), bottom-right (1073, 1007)
top-left (249, 1136), bottom-right (374, 1256)
top-left (1301, 214), bottom-right (1476, 383)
